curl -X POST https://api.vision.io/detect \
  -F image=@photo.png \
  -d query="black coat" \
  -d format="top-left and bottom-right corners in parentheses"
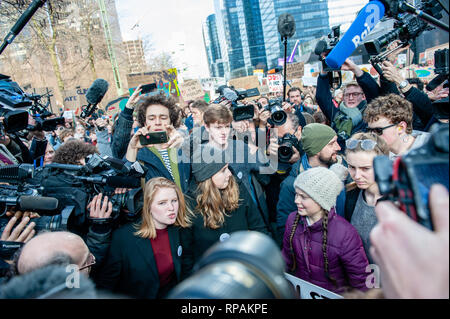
top-left (180, 184), bottom-right (270, 279)
top-left (95, 222), bottom-right (183, 299)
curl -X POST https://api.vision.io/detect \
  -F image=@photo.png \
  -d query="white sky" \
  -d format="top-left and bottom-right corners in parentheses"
top-left (116, 0), bottom-right (215, 80)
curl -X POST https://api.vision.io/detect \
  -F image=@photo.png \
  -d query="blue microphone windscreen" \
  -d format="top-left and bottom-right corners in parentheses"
top-left (325, 0), bottom-right (385, 69)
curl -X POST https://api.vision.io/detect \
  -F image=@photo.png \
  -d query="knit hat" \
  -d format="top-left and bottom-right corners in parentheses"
top-left (301, 123), bottom-right (336, 157)
top-left (191, 144), bottom-right (227, 183)
top-left (293, 163), bottom-right (348, 211)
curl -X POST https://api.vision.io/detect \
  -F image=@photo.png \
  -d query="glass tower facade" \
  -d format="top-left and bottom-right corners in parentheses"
top-left (203, 14), bottom-right (225, 78)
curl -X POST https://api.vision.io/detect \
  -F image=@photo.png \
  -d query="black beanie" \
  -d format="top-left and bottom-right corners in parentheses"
top-left (191, 145), bottom-right (227, 183)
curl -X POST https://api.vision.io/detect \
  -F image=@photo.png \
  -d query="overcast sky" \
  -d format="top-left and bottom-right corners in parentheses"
top-left (116, 0), bottom-right (215, 79)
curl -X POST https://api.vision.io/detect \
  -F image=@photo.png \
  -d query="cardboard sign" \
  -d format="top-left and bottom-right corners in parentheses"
top-left (62, 89), bottom-right (88, 116)
top-left (267, 74), bottom-right (283, 93)
top-left (285, 273), bottom-right (343, 299)
top-left (126, 68), bottom-right (179, 98)
top-left (179, 79), bottom-right (205, 101)
top-left (301, 76), bottom-right (318, 87)
top-left (286, 62), bottom-right (304, 80)
top-left (228, 75), bottom-right (261, 91)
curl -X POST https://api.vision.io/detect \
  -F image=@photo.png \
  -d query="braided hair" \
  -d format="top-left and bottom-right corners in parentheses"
top-left (288, 214), bottom-right (301, 273)
top-left (322, 211), bottom-right (338, 287)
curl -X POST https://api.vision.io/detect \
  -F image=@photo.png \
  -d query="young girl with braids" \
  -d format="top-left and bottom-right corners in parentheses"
top-left (282, 164), bottom-right (369, 293)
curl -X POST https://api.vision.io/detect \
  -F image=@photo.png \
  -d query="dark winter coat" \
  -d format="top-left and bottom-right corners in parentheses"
top-left (95, 222), bottom-right (182, 299)
top-left (282, 208), bottom-right (369, 293)
top-left (180, 183), bottom-right (270, 279)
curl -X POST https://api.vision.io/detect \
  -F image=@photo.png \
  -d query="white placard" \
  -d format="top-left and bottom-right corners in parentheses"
top-left (285, 273), bottom-right (344, 299)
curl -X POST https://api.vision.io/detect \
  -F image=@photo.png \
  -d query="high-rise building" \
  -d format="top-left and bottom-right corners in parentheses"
top-left (203, 14), bottom-right (226, 78)
top-left (212, 0), bottom-right (331, 79)
top-left (123, 39), bottom-right (147, 74)
top-left (327, 0), bottom-right (368, 31)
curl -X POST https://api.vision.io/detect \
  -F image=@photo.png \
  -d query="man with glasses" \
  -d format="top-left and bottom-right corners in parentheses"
top-left (316, 58), bottom-right (380, 150)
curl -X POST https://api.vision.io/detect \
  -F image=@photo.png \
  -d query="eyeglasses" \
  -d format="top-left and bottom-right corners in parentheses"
top-left (346, 139), bottom-right (378, 151)
top-left (343, 92), bottom-right (364, 98)
top-left (367, 124), bottom-right (397, 136)
top-left (79, 253), bottom-right (96, 271)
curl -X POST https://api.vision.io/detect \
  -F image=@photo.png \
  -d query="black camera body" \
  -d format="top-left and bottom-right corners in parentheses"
top-left (314, 25), bottom-right (341, 71)
top-left (265, 98), bottom-right (287, 126)
top-left (214, 85), bottom-right (260, 122)
top-left (373, 123), bottom-right (449, 230)
top-left (278, 133), bottom-right (298, 163)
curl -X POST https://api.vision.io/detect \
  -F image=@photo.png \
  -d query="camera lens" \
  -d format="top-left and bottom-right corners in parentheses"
top-left (168, 231), bottom-right (295, 299)
top-left (271, 110), bottom-right (287, 126)
top-left (279, 144), bottom-right (293, 162)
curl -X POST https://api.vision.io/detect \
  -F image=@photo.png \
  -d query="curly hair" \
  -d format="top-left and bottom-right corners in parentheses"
top-left (364, 94), bottom-right (413, 134)
top-left (136, 93), bottom-right (182, 128)
top-left (52, 140), bottom-right (98, 165)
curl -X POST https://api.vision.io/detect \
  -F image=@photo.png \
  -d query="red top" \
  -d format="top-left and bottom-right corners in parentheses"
top-left (150, 228), bottom-right (175, 288)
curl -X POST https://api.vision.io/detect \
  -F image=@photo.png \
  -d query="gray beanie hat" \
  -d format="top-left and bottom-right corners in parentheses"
top-left (293, 163), bottom-right (348, 211)
top-left (191, 145), bottom-right (227, 183)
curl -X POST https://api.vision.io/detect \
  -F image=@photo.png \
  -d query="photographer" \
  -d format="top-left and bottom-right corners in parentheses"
top-left (287, 87), bottom-right (314, 116)
top-left (125, 94), bottom-right (190, 192)
top-left (370, 184), bottom-right (449, 298)
top-left (93, 116), bottom-right (113, 157)
top-left (316, 58), bottom-right (380, 148)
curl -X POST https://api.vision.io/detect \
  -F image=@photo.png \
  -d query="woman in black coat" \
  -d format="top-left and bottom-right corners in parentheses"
top-left (95, 177), bottom-right (191, 298)
top-left (180, 145), bottom-right (270, 279)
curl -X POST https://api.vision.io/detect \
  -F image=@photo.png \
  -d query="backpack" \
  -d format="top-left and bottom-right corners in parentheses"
top-left (332, 111), bottom-right (353, 141)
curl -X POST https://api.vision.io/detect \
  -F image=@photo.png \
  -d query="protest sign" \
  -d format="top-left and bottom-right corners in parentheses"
top-left (267, 74), bottom-right (283, 93)
top-left (179, 79), bottom-right (205, 101)
top-left (301, 77), bottom-right (318, 87)
top-left (285, 273), bottom-right (343, 299)
top-left (126, 68), bottom-right (180, 99)
top-left (228, 75), bottom-right (261, 91)
top-left (62, 88), bottom-right (88, 116)
top-left (286, 62), bottom-right (304, 80)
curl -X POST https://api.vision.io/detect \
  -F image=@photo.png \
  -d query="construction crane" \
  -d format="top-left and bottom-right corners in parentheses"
top-left (97, 0), bottom-right (124, 96)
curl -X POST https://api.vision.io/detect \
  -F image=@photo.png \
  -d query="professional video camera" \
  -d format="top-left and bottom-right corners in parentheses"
top-left (314, 25), bottom-right (343, 89)
top-left (168, 231), bottom-right (295, 298)
top-left (0, 74), bottom-right (31, 137)
top-left (373, 123), bottom-right (449, 230)
top-left (365, 0), bottom-right (445, 75)
top-left (278, 133), bottom-right (299, 163)
top-left (213, 85), bottom-right (260, 121)
top-left (262, 98), bottom-right (287, 126)
top-left (0, 154), bottom-right (146, 234)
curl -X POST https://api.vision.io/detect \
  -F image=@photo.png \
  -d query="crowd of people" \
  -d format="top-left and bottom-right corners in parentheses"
top-left (0, 55), bottom-right (448, 299)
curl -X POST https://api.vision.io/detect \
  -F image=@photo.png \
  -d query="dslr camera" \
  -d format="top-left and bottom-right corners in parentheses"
top-left (263, 98), bottom-right (287, 126)
top-left (373, 123), bottom-right (449, 230)
top-left (213, 85), bottom-right (260, 122)
top-left (278, 133), bottom-right (299, 163)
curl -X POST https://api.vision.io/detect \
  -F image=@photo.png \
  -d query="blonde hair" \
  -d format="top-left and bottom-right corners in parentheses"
top-left (195, 175), bottom-right (240, 229)
top-left (134, 177), bottom-right (191, 239)
top-left (345, 132), bottom-right (390, 156)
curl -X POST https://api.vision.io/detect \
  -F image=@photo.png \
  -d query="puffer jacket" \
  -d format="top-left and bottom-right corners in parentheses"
top-left (282, 208), bottom-right (369, 293)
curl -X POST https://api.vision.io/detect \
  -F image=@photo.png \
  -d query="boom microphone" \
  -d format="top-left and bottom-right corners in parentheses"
top-left (325, 0), bottom-right (385, 69)
top-left (0, 195), bottom-right (58, 211)
top-left (81, 79), bottom-right (109, 118)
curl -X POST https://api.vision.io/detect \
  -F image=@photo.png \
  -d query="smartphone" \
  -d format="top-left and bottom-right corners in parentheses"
top-left (139, 131), bottom-right (168, 145)
top-left (140, 83), bottom-right (157, 94)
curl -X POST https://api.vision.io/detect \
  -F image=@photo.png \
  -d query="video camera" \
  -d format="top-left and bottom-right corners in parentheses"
top-left (373, 123), bottom-right (449, 230)
top-left (0, 154), bottom-right (146, 235)
top-left (314, 26), bottom-right (343, 89)
top-left (213, 85), bottom-right (260, 121)
top-left (365, 0), bottom-right (444, 75)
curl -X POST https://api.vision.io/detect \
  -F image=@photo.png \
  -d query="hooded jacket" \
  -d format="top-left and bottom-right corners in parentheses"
top-left (282, 208), bottom-right (369, 293)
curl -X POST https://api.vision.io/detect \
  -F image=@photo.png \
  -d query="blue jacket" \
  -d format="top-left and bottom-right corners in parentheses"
top-left (136, 146), bottom-right (191, 193)
top-left (276, 154), bottom-right (347, 235)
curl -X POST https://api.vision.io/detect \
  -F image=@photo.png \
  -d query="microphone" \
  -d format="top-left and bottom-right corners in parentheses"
top-left (0, 195), bottom-right (58, 211)
top-left (314, 40), bottom-right (328, 56)
top-left (0, 0), bottom-right (47, 55)
top-left (222, 87), bottom-right (238, 102)
top-left (325, 0), bottom-right (385, 69)
top-left (80, 79), bottom-right (109, 118)
top-left (74, 175), bottom-right (141, 188)
top-left (0, 164), bottom-right (34, 182)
